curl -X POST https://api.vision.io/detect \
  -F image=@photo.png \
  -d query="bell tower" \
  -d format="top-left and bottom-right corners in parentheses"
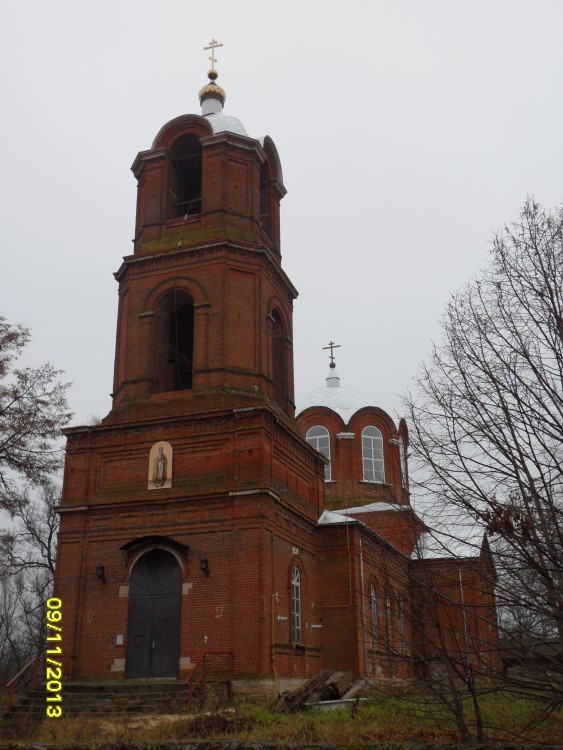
top-left (111, 57), bottom-right (294, 416)
top-left (55, 46), bottom-right (325, 688)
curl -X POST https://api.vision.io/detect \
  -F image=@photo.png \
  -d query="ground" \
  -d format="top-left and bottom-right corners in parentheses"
top-left (2, 689), bottom-right (562, 748)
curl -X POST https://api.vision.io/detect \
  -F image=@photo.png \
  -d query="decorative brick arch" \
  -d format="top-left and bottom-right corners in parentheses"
top-left (266, 296), bottom-right (291, 334)
top-left (257, 138), bottom-right (286, 253)
top-left (152, 114), bottom-right (213, 150)
top-left (120, 535), bottom-right (189, 576)
top-left (262, 136), bottom-right (286, 196)
top-left (142, 275), bottom-right (209, 312)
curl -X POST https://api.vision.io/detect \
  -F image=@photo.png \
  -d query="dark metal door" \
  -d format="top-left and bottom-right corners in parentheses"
top-left (125, 549), bottom-right (181, 678)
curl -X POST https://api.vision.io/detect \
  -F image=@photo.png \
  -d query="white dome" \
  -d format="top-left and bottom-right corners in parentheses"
top-left (296, 371), bottom-right (375, 424)
top-left (205, 112), bottom-right (248, 137)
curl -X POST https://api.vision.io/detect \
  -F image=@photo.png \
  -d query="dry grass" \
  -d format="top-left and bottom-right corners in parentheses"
top-left (3, 691), bottom-right (562, 747)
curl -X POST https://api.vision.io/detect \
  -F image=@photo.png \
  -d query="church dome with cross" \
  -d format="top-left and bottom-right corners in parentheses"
top-left (296, 342), bottom-right (381, 423)
top-left (296, 368), bottom-right (375, 424)
top-left (197, 40), bottom-right (249, 137)
top-left (296, 344), bottom-right (410, 511)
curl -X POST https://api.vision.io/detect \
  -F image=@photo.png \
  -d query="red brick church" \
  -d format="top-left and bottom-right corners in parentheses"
top-left (54, 50), bottom-right (499, 696)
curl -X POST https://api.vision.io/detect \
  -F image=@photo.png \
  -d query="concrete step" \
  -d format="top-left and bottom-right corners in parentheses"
top-left (3, 679), bottom-right (230, 723)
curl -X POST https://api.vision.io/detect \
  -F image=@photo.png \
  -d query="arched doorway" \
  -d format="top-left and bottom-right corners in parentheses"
top-left (125, 549), bottom-right (181, 678)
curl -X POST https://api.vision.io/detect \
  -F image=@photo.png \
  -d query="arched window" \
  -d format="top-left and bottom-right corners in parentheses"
top-left (168, 134), bottom-right (202, 219)
top-left (271, 310), bottom-right (287, 405)
top-left (306, 425), bottom-right (331, 481)
top-left (385, 592), bottom-right (393, 651)
top-left (291, 566), bottom-right (302, 644)
top-left (362, 426), bottom-right (385, 483)
top-left (370, 584), bottom-right (378, 648)
top-left (153, 290), bottom-right (194, 393)
top-left (398, 597), bottom-right (407, 653)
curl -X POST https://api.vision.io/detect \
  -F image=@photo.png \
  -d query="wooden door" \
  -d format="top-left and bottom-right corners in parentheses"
top-left (125, 549), bottom-right (181, 678)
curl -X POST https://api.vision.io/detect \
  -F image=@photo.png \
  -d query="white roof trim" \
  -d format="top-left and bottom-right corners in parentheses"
top-left (334, 502), bottom-right (408, 515)
top-left (318, 510), bottom-right (354, 525)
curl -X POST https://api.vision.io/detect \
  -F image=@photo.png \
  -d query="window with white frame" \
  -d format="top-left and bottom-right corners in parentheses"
top-left (362, 426), bottom-right (385, 483)
top-left (291, 566), bottom-right (302, 644)
top-left (370, 584), bottom-right (378, 648)
top-left (306, 425), bottom-right (332, 481)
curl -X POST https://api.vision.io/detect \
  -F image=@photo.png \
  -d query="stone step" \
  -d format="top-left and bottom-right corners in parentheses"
top-left (61, 681), bottom-right (188, 693)
top-left (11, 688), bottom-right (189, 703)
top-left (4, 679), bottom-right (230, 722)
top-left (11, 699), bottom-right (191, 713)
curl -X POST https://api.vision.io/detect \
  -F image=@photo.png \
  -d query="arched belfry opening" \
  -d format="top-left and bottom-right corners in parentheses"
top-left (168, 134), bottom-right (202, 219)
top-left (271, 309), bottom-right (287, 405)
top-left (153, 290), bottom-right (194, 393)
top-left (260, 161), bottom-right (273, 243)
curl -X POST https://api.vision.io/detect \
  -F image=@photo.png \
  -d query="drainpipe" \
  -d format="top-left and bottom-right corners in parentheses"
top-left (359, 537), bottom-right (368, 676)
top-left (271, 592), bottom-right (279, 694)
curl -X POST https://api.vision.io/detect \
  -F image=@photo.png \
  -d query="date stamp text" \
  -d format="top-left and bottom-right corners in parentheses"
top-left (45, 597), bottom-right (62, 718)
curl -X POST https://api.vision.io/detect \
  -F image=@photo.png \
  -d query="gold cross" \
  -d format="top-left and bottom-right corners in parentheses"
top-left (322, 341), bottom-right (341, 368)
top-left (204, 39), bottom-right (223, 71)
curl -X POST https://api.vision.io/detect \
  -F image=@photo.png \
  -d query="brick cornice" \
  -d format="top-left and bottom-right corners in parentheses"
top-left (113, 238), bottom-right (297, 300)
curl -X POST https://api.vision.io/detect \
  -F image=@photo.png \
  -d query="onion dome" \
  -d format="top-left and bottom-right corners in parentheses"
top-left (199, 68), bottom-right (226, 115)
top-left (198, 43), bottom-right (248, 137)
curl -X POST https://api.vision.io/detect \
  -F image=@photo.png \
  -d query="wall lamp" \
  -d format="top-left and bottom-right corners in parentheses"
top-left (95, 564), bottom-right (107, 584)
top-left (200, 558), bottom-right (210, 577)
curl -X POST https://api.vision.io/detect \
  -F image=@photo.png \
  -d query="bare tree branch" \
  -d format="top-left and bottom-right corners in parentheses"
top-left (0, 315), bottom-right (72, 511)
top-left (404, 198), bottom-right (563, 703)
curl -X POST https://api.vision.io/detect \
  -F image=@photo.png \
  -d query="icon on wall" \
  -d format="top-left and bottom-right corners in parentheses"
top-left (148, 441), bottom-right (173, 490)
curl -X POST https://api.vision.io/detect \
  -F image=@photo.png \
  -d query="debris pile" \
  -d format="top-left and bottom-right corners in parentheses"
top-left (276, 669), bottom-right (364, 712)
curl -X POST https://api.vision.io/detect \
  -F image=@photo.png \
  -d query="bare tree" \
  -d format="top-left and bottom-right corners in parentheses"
top-left (0, 481), bottom-right (59, 578)
top-left (0, 315), bottom-right (68, 679)
top-left (0, 482), bottom-right (59, 681)
top-left (404, 198), bottom-right (563, 703)
top-left (0, 315), bottom-right (71, 511)
top-left (0, 569), bottom-right (21, 680)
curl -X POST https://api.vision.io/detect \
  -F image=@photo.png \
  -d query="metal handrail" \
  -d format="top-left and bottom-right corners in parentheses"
top-left (185, 652), bottom-right (206, 711)
top-left (5, 654), bottom-right (41, 711)
top-left (185, 650), bottom-right (234, 711)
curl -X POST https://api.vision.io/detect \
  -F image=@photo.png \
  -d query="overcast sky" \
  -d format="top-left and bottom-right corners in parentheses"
top-left (1, 1), bottom-right (562, 429)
